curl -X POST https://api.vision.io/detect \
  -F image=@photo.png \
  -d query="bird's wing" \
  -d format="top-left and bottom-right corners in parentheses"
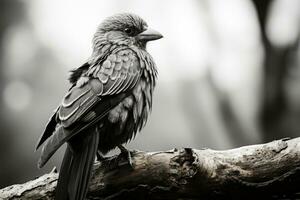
top-left (35, 62), bottom-right (90, 150)
top-left (58, 49), bottom-right (141, 128)
top-left (37, 49), bottom-right (142, 167)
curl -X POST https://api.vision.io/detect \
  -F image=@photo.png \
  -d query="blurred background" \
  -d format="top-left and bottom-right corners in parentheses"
top-left (0, 0), bottom-right (300, 188)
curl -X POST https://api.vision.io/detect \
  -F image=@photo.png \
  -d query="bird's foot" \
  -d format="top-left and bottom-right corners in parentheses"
top-left (117, 145), bottom-right (134, 168)
top-left (99, 146), bottom-right (135, 171)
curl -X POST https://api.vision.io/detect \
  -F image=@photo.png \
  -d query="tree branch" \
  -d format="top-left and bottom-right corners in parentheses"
top-left (1, 138), bottom-right (300, 200)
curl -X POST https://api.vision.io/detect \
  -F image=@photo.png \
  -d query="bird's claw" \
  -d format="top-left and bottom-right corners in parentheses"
top-left (99, 146), bottom-right (134, 171)
top-left (117, 145), bottom-right (134, 168)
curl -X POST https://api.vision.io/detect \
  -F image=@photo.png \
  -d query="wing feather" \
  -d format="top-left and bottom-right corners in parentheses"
top-left (38, 92), bottom-right (128, 168)
top-left (58, 49), bottom-right (141, 129)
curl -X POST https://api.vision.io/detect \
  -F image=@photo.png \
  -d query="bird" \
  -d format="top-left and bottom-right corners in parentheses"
top-left (35, 13), bottom-right (162, 200)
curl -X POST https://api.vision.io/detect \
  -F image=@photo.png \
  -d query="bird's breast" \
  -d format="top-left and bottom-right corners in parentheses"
top-left (97, 76), bottom-right (153, 152)
top-left (108, 77), bottom-right (152, 132)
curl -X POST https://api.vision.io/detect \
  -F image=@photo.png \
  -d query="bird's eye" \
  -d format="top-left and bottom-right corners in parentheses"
top-left (124, 27), bottom-right (134, 35)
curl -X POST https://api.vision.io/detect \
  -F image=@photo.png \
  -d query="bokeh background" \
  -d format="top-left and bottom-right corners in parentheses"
top-left (1, 0), bottom-right (300, 188)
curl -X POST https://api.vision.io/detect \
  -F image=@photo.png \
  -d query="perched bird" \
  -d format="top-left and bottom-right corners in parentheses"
top-left (35, 13), bottom-right (162, 200)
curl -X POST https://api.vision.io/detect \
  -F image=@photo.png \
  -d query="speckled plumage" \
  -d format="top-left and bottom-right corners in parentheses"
top-left (36, 13), bottom-right (161, 200)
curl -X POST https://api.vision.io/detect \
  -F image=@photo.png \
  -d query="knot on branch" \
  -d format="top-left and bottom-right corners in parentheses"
top-left (169, 148), bottom-right (198, 186)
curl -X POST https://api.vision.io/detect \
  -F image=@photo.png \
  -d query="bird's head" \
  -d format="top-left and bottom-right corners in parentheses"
top-left (93, 13), bottom-right (163, 50)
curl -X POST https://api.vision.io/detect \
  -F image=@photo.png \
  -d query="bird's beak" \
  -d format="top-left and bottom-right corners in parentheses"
top-left (136, 28), bottom-right (163, 42)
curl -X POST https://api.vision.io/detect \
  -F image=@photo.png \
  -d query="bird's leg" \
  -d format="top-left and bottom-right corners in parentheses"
top-left (117, 145), bottom-right (133, 167)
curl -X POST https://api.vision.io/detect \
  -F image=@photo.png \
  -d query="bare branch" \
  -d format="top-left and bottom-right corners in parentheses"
top-left (1, 138), bottom-right (300, 199)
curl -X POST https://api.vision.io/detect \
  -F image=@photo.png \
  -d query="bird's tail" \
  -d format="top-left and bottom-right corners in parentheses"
top-left (55, 127), bottom-right (99, 200)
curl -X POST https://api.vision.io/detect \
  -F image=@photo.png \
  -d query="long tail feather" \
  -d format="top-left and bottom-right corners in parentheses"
top-left (55, 128), bottom-right (99, 200)
top-left (55, 145), bottom-right (73, 200)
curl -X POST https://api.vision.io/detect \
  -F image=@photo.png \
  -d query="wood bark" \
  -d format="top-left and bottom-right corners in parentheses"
top-left (1, 138), bottom-right (300, 200)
